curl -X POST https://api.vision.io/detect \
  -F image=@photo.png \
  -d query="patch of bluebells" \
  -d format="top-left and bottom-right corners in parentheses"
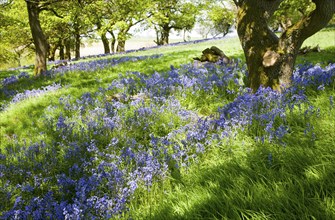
top-left (215, 63), bottom-right (335, 144)
top-left (1, 72), bottom-right (30, 87)
top-left (0, 55), bottom-right (165, 112)
top-left (0, 89), bottom-right (204, 219)
top-left (7, 83), bottom-right (62, 105)
top-left (293, 63), bottom-right (335, 90)
top-left (216, 87), bottom-right (298, 143)
top-left (47, 54), bottom-right (163, 77)
top-left (1, 60), bottom-right (334, 218)
top-left (2, 75), bottom-right (19, 86)
top-left (117, 60), bottom-right (246, 99)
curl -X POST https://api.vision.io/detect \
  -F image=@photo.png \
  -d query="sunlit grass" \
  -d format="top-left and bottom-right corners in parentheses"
top-left (131, 90), bottom-right (335, 219)
top-left (0, 28), bottom-right (334, 219)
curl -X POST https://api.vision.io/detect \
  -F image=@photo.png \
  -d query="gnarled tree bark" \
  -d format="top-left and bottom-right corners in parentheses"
top-left (234, 0), bottom-right (335, 92)
top-left (26, 0), bottom-right (48, 76)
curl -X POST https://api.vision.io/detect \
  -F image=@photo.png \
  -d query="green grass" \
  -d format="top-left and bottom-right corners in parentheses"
top-left (0, 28), bottom-right (335, 219)
top-left (129, 90), bottom-right (335, 220)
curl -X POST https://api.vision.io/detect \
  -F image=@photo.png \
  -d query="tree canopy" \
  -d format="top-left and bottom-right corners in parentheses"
top-left (0, 0), bottom-right (334, 77)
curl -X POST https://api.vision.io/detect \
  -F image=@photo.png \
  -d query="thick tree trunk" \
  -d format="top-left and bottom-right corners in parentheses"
top-left (235, 0), bottom-right (335, 92)
top-left (26, 1), bottom-right (48, 76)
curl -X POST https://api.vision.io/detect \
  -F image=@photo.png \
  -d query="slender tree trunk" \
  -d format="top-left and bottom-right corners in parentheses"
top-left (75, 31), bottom-right (80, 59)
top-left (101, 33), bottom-right (110, 54)
top-left (48, 43), bottom-right (59, 61)
top-left (64, 39), bottom-right (71, 60)
top-left (73, 18), bottom-right (81, 59)
top-left (107, 30), bottom-right (116, 53)
top-left (161, 25), bottom-right (170, 45)
top-left (59, 42), bottom-right (65, 60)
top-left (97, 21), bottom-right (110, 54)
top-left (26, 1), bottom-right (48, 76)
top-left (235, 0), bottom-right (335, 92)
top-left (110, 31), bottom-right (116, 53)
top-left (154, 26), bottom-right (162, 45)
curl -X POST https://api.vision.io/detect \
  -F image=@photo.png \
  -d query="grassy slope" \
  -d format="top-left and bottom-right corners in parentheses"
top-left (0, 29), bottom-right (335, 219)
top-left (1, 30), bottom-right (333, 144)
top-left (130, 90), bottom-right (335, 220)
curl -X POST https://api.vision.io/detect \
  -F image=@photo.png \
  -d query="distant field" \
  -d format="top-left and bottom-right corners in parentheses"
top-left (1, 28), bottom-right (333, 70)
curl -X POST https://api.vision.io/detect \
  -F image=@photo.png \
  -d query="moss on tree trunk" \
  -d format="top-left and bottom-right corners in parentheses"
top-left (235, 0), bottom-right (335, 92)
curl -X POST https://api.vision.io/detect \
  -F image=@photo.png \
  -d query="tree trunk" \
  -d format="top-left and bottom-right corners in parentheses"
top-left (116, 28), bottom-right (130, 52)
top-left (59, 42), bottom-right (65, 60)
top-left (48, 43), bottom-right (59, 61)
top-left (110, 31), bottom-right (116, 53)
top-left (64, 39), bottom-right (71, 60)
top-left (26, 1), bottom-right (48, 76)
top-left (73, 18), bottom-right (81, 59)
top-left (97, 21), bottom-right (110, 54)
top-left (101, 33), bottom-right (110, 54)
top-left (154, 25), bottom-right (170, 45)
top-left (154, 26), bottom-right (162, 45)
top-left (235, 0), bottom-right (335, 92)
top-left (161, 25), bottom-right (170, 45)
top-left (75, 31), bottom-right (80, 59)
top-left (116, 39), bottom-right (125, 52)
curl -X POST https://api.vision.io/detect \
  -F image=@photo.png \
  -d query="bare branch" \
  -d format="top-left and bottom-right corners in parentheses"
top-left (39, 7), bottom-right (64, 18)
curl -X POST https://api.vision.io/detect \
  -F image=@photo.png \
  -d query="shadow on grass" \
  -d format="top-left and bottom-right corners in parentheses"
top-left (147, 119), bottom-right (335, 219)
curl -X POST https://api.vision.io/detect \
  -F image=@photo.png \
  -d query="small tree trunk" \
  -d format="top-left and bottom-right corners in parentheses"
top-left (48, 43), bottom-right (59, 61)
top-left (101, 33), bottom-right (110, 54)
top-left (75, 31), bottom-right (80, 59)
top-left (154, 25), bottom-right (170, 45)
top-left (116, 28), bottom-right (129, 52)
top-left (26, 1), bottom-right (48, 76)
top-left (97, 21), bottom-right (110, 54)
top-left (116, 39), bottom-right (125, 52)
top-left (154, 26), bottom-right (162, 45)
top-left (64, 39), bottom-right (71, 60)
top-left (161, 25), bottom-right (170, 45)
top-left (108, 30), bottom-right (116, 53)
top-left (59, 43), bottom-right (65, 60)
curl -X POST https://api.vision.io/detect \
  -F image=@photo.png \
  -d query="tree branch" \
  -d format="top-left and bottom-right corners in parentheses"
top-left (284, 0), bottom-right (335, 47)
top-left (39, 7), bottom-right (64, 18)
